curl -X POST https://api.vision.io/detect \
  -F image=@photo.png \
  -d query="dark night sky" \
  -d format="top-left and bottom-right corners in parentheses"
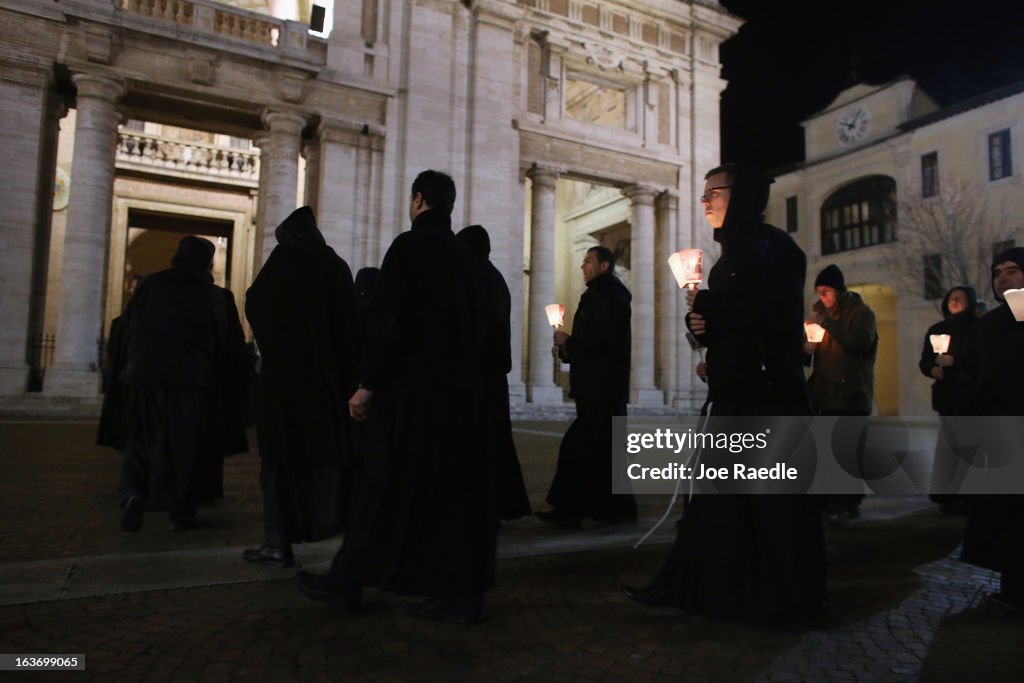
top-left (716, 0), bottom-right (1024, 171)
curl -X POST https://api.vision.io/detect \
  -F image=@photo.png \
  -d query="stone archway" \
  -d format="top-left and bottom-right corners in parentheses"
top-left (850, 283), bottom-right (899, 416)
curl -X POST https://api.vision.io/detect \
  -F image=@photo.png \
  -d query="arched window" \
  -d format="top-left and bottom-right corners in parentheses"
top-left (820, 176), bottom-right (896, 255)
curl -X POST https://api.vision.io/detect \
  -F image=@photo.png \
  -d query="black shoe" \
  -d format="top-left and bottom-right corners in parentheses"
top-left (621, 584), bottom-right (672, 608)
top-left (296, 571), bottom-right (361, 613)
top-left (243, 544), bottom-right (295, 568)
top-left (121, 495), bottom-right (144, 533)
top-left (405, 598), bottom-right (481, 625)
top-left (535, 509), bottom-right (581, 529)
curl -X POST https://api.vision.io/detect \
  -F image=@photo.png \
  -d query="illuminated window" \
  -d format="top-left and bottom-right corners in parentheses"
top-left (820, 176), bottom-right (896, 255)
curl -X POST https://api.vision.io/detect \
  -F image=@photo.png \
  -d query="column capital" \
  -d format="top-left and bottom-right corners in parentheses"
top-left (656, 190), bottom-right (679, 210)
top-left (71, 73), bottom-right (123, 103)
top-left (622, 184), bottom-right (660, 205)
top-left (252, 130), bottom-right (272, 149)
top-left (261, 109), bottom-right (307, 135)
top-left (526, 164), bottom-right (560, 188)
top-left (469, 0), bottom-right (526, 30)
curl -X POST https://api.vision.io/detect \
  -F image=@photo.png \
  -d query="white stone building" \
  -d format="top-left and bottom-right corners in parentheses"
top-left (0, 0), bottom-right (742, 412)
top-left (766, 78), bottom-right (1024, 416)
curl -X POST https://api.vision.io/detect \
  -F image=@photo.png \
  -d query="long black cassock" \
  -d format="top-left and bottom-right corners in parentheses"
top-left (961, 247), bottom-right (1024, 594)
top-left (339, 208), bottom-right (496, 598)
top-left (119, 237), bottom-right (249, 517)
top-left (457, 225), bottom-right (531, 521)
top-left (245, 207), bottom-right (357, 543)
top-left (661, 165), bottom-right (827, 623)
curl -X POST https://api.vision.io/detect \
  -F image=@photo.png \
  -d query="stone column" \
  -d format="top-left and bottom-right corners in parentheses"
top-left (301, 136), bottom-right (321, 216)
top-left (251, 130), bottom-right (271, 272)
top-left (526, 165), bottom-right (563, 404)
top-left (623, 184), bottom-right (662, 405)
top-left (314, 121), bottom-right (360, 263)
top-left (258, 110), bottom-right (305, 266)
top-left (0, 59), bottom-right (61, 394)
top-left (656, 191), bottom-right (679, 407)
top-left (45, 74), bottom-right (123, 397)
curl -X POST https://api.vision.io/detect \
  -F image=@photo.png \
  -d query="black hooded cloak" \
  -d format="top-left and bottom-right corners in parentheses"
top-left (457, 226), bottom-right (531, 521)
top-left (918, 285), bottom-right (978, 416)
top-left (245, 206), bottom-right (357, 543)
top-left (653, 164), bottom-right (826, 623)
top-left (962, 248), bottom-right (1024, 578)
top-left (118, 236), bottom-right (249, 517)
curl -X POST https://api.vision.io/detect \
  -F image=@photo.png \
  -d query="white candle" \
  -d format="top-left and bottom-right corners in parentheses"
top-left (804, 322), bottom-right (825, 343)
top-left (1004, 288), bottom-right (1024, 322)
top-left (668, 249), bottom-right (703, 289)
top-left (929, 334), bottom-right (951, 354)
top-left (545, 303), bottom-right (566, 328)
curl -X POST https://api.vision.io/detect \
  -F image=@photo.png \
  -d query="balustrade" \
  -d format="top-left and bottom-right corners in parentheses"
top-left (116, 130), bottom-right (260, 184)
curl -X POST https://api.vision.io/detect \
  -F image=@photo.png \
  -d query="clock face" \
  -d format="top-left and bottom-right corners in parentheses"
top-left (836, 106), bottom-right (871, 145)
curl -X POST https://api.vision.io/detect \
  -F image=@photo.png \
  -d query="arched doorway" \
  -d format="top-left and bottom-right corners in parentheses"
top-left (850, 283), bottom-right (899, 416)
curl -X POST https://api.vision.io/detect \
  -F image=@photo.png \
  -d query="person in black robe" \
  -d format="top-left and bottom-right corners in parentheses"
top-left (535, 246), bottom-right (636, 528)
top-left (457, 225), bottom-right (531, 521)
top-left (961, 247), bottom-right (1024, 610)
top-left (298, 170), bottom-right (495, 624)
top-left (96, 275), bottom-right (141, 452)
top-left (918, 285), bottom-right (977, 513)
top-left (118, 236), bottom-right (249, 532)
top-left (242, 206), bottom-right (357, 567)
top-left (622, 163), bottom-right (827, 623)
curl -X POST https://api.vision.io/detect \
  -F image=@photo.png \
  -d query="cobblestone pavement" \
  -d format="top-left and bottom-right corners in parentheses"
top-left (0, 420), bottom-right (1021, 681)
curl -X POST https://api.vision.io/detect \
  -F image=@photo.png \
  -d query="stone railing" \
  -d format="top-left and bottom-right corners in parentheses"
top-left (115, 129), bottom-right (260, 186)
top-left (116, 0), bottom-right (313, 56)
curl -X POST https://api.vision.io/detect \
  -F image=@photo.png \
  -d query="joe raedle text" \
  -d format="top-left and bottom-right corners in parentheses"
top-left (627, 461), bottom-right (798, 481)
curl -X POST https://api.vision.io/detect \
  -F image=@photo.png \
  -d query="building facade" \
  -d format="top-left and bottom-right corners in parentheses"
top-left (1, 0), bottom-right (742, 411)
top-left (766, 78), bottom-right (1024, 415)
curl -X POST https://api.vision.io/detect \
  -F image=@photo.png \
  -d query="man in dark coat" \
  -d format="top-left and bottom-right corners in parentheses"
top-left (805, 264), bottom-right (878, 522)
top-left (919, 285), bottom-right (978, 513)
top-left (118, 236), bottom-right (249, 532)
top-left (457, 225), bottom-right (531, 521)
top-left (243, 206), bottom-right (357, 567)
top-left (961, 247), bottom-right (1024, 610)
top-left (535, 245), bottom-right (636, 528)
top-left (622, 163), bottom-right (826, 623)
top-left (298, 170), bottom-right (494, 624)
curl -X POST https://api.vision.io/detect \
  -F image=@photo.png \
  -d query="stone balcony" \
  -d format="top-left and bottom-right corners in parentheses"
top-left (116, 0), bottom-right (324, 63)
top-left (115, 129), bottom-right (260, 188)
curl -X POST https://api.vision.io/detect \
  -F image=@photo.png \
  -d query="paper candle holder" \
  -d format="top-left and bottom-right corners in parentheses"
top-left (545, 303), bottom-right (566, 328)
top-left (929, 334), bottom-right (951, 354)
top-left (804, 322), bottom-right (825, 343)
top-left (668, 249), bottom-right (703, 289)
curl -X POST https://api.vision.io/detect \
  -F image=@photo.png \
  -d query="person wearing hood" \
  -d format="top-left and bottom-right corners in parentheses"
top-left (457, 225), bottom-right (532, 522)
top-left (118, 235), bottom-right (249, 532)
top-left (243, 206), bottom-right (357, 567)
top-left (961, 247), bottom-right (1024, 610)
top-left (535, 245), bottom-right (636, 529)
top-left (622, 163), bottom-right (826, 624)
top-left (919, 285), bottom-right (978, 513)
top-left (805, 264), bottom-right (878, 523)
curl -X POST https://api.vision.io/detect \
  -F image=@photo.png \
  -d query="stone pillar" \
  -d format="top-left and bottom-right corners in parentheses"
top-left (656, 191), bottom-right (679, 407)
top-left (623, 184), bottom-right (662, 405)
top-left (45, 74), bottom-right (123, 397)
top-left (525, 165), bottom-right (563, 404)
top-left (301, 136), bottom-right (321, 215)
top-left (258, 110), bottom-right (305, 266)
top-left (0, 59), bottom-right (61, 394)
top-left (251, 130), bottom-right (271, 272)
top-left (314, 121), bottom-right (361, 263)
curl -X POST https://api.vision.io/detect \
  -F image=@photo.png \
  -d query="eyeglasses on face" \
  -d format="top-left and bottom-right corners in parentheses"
top-left (700, 185), bottom-right (732, 204)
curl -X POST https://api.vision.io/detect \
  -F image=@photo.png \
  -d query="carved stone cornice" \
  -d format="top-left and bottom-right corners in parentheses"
top-left (469, 0), bottom-right (526, 31)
